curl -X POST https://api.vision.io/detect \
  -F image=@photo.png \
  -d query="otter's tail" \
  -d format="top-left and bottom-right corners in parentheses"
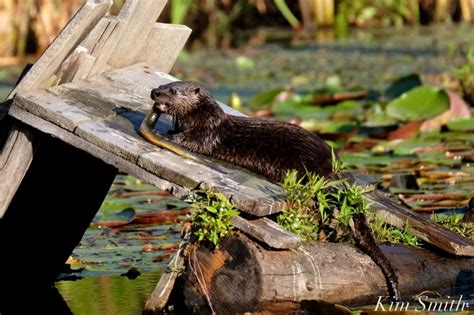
top-left (350, 213), bottom-right (400, 300)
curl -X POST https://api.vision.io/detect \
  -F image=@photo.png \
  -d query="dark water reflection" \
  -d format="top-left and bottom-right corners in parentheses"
top-left (56, 270), bottom-right (161, 315)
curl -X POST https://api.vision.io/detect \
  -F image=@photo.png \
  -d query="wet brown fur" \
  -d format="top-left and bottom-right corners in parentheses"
top-left (150, 81), bottom-right (400, 299)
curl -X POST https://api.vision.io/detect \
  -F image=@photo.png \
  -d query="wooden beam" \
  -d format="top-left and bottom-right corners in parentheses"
top-left (0, 118), bottom-right (36, 218)
top-left (9, 64), bottom-right (474, 253)
top-left (231, 216), bottom-right (301, 249)
top-left (108, 0), bottom-right (167, 68)
top-left (7, 105), bottom-right (187, 196)
top-left (143, 23), bottom-right (192, 73)
top-left (11, 65), bottom-right (286, 217)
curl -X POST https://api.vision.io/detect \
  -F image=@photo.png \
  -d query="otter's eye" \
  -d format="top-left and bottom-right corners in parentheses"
top-left (170, 88), bottom-right (177, 94)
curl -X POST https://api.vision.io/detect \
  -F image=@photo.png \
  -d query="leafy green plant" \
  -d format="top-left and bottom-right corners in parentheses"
top-left (369, 216), bottom-right (419, 246)
top-left (331, 148), bottom-right (348, 174)
top-left (453, 46), bottom-right (474, 105)
top-left (435, 213), bottom-right (474, 241)
top-left (278, 169), bottom-right (420, 246)
top-left (189, 191), bottom-right (240, 248)
top-left (278, 169), bottom-right (362, 242)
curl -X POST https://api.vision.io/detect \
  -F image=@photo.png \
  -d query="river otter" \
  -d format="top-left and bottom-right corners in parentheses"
top-left (141, 81), bottom-right (400, 300)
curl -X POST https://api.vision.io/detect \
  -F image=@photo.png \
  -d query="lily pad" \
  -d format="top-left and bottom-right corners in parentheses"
top-left (248, 87), bottom-right (285, 109)
top-left (386, 86), bottom-right (449, 121)
top-left (446, 118), bottom-right (474, 131)
top-left (93, 208), bottom-right (136, 227)
top-left (340, 152), bottom-right (397, 167)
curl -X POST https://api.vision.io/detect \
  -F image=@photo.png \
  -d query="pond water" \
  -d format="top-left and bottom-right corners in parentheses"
top-left (1, 24), bottom-right (474, 314)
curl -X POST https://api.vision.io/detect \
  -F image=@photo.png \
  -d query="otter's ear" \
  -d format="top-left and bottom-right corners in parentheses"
top-left (194, 87), bottom-right (200, 94)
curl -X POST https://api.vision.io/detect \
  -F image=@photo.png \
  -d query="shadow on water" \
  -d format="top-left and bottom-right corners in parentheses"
top-left (0, 285), bottom-right (72, 315)
top-left (56, 270), bottom-right (161, 315)
top-left (0, 270), bottom-right (161, 315)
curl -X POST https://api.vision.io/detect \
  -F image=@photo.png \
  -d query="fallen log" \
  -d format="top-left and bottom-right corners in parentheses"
top-left (180, 232), bottom-right (473, 314)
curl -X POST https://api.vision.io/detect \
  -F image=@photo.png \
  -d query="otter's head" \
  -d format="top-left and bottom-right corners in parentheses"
top-left (150, 81), bottom-right (212, 118)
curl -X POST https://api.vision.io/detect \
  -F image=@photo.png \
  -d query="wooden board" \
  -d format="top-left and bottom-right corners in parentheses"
top-left (231, 216), bottom-right (301, 249)
top-left (7, 105), bottom-right (187, 197)
top-left (0, 119), bottom-right (36, 218)
top-left (0, 0), bottom-right (111, 217)
top-left (108, 0), bottom-right (168, 68)
top-left (143, 23), bottom-right (192, 73)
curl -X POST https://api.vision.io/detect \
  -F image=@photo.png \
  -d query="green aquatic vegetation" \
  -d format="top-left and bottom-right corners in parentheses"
top-left (435, 213), bottom-right (474, 241)
top-left (386, 86), bottom-right (449, 121)
top-left (277, 169), bottom-right (367, 242)
top-left (278, 169), bottom-right (420, 246)
top-left (189, 191), bottom-right (240, 248)
top-left (369, 216), bottom-right (419, 246)
top-left (453, 46), bottom-right (474, 104)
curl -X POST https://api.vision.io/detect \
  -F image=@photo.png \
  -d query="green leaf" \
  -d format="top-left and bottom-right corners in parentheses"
top-left (446, 118), bottom-right (474, 131)
top-left (386, 86), bottom-right (449, 121)
top-left (205, 205), bottom-right (218, 213)
top-left (248, 87), bottom-right (284, 109)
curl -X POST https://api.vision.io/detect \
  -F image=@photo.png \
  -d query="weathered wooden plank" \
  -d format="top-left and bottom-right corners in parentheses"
top-left (10, 64), bottom-right (284, 216)
top-left (75, 119), bottom-right (153, 164)
top-left (108, 0), bottom-right (167, 68)
top-left (144, 230), bottom-right (192, 313)
top-left (365, 190), bottom-right (474, 256)
top-left (84, 16), bottom-right (122, 77)
top-left (0, 118), bottom-right (36, 218)
top-left (7, 106), bottom-right (187, 196)
top-left (8, 0), bottom-right (112, 96)
top-left (143, 23), bottom-right (192, 73)
top-left (231, 216), bottom-right (301, 249)
top-left (182, 232), bottom-right (474, 313)
top-left (72, 52), bottom-right (96, 82)
top-left (139, 150), bottom-right (286, 216)
top-left (13, 91), bottom-right (113, 131)
top-left (54, 46), bottom-right (96, 84)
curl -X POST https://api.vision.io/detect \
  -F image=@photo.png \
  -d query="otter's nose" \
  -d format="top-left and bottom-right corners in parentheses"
top-left (151, 88), bottom-right (161, 99)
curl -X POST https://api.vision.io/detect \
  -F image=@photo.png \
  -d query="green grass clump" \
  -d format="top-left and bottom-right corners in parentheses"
top-left (277, 169), bottom-right (369, 242)
top-left (368, 216), bottom-right (419, 246)
top-left (435, 213), bottom-right (474, 241)
top-left (278, 159), bottom-right (420, 246)
top-left (189, 191), bottom-right (239, 248)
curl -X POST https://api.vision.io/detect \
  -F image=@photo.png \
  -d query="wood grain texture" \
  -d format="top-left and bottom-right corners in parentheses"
top-left (143, 23), bottom-right (192, 73)
top-left (0, 119), bottom-right (36, 218)
top-left (108, 0), bottom-right (167, 68)
top-left (183, 232), bottom-right (474, 313)
top-left (231, 216), bottom-right (301, 249)
top-left (7, 106), bottom-right (187, 197)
